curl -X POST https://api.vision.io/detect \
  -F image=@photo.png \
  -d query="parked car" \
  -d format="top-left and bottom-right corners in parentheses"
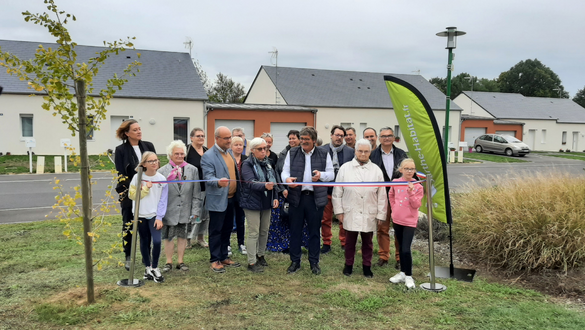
top-left (474, 134), bottom-right (530, 157)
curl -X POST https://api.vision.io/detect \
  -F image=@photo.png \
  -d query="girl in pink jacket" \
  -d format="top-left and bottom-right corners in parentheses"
top-left (388, 158), bottom-right (424, 289)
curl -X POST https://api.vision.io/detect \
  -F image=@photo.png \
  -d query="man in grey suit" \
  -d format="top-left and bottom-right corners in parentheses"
top-left (201, 126), bottom-right (241, 273)
top-left (158, 140), bottom-right (202, 273)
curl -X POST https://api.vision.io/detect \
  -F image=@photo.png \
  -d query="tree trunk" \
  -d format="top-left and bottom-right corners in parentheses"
top-left (75, 79), bottom-right (95, 304)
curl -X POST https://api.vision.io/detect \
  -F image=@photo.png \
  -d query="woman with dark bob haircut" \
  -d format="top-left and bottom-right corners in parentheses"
top-left (114, 119), bottom-right (156, 270)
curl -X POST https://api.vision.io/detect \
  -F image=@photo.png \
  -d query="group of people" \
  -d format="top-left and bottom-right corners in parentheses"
top-left (114, 121), bottom-right (423, 289)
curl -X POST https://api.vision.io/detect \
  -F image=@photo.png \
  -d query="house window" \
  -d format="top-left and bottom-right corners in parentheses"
top-left (86, 115), bottom-right (95, 140)
top-left (173, 118), bottom-right (189, 144)
top-left (20, 114), bottom-right (33, 137)
top-left (394, 125), bottom-right (401, 139)
top-left (541, 129), bottom-right (546, 144)
top-left (562, 131), bottom-right (567, 145)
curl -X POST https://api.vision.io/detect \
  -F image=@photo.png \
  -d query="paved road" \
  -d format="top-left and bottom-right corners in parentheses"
top-left (1, 153), bottom-right (584, 224)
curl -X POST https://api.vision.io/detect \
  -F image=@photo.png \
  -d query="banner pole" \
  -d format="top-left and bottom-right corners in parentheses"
top-left (421, 174), bottom-right (446, 292)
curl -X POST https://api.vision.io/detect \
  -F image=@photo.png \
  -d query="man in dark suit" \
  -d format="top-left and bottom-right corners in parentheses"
top-left (201, 126), bottom-right (241, 273)
top-left (320, 125), bottom-right (355, 253)
top-left (369, 127), bottom-right (407, 269)
top-left (282, 126), bottom-right (334, 275)
top-left (114, 120), bottom-right (156, 270)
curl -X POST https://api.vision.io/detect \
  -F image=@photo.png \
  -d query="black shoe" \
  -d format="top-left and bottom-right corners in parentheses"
top-left (395, 261), bottom-right (400, 270)
top-left (125, 255), bottom-right (131, 271)
top-left (310, 263), bottom-right (321, 275)
top-left (248, 263), bottom-right (264, 273)
top-left (257, 255), bottom-right (269, 267)
top-left (363, 265), bottom-right (373, 278)
top-left (287, 262), bottom-right (301, 274)
top-left (343, 264), bottom-right (353, 276)
top-left (320, 244), bottom-right (331, 254)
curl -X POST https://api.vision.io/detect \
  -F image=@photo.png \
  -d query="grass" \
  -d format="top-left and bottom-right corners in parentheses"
top-left (1, 218), bottom-right (584, 329)
top-left (542, 153), bottom-right (585, 161)
top-left (453, 172), bottom-right (585, 272)
top-left (0, 154), bottom-right (170, 174)
top-left (462, 152), bottom-right (529, 163)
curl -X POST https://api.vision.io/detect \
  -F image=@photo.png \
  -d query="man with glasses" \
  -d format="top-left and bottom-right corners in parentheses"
top-left (201, 126), bottom-right (242, 273)
top-left (282, 126), bottom-right (334, 275)
top-left (369, 127), bottom-right (407, 269)
top-left (320, 125), bottom-right (354, 254)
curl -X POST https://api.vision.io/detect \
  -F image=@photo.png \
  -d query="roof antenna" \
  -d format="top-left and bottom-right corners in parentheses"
top-left (184, 37), bottom-right (193, 58)
top-left (269, 47), bottom-right (279, 104)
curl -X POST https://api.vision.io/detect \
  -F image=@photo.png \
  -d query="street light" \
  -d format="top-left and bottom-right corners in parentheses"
top-left (464, 76), bottom-right (474, 115)
top-left (436, 27), bottom-right (466, 159)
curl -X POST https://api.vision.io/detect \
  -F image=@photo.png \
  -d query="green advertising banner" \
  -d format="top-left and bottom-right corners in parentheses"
top-left (384, 76), bottom-right (452, 224)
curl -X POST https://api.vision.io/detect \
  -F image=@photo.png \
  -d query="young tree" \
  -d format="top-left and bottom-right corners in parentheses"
top-left (208, 73), bottom-right (246, 103)
top-left (498, 59), bottom-right (569, 98)
top-left (0, 0), bottom-right (141, 304)
top-left (573, 87), bottom-right (585, 108)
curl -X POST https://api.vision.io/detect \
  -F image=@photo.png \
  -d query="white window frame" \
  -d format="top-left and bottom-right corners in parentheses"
top-left (173, 117), bottom-right (189, 145)
top-left (541, 129), bottom-right (547, 144)
top-left (562, 131), bottom-right (567, 145)
top-left (20, 114), bottom-right (34, 140)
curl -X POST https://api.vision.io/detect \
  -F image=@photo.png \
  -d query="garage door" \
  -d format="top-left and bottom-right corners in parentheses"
top-left (464, 127), bottom-right (486, 147)
top-left (214, 120), bottom-right (254, 139)
top-left (496, 130), bottom-right (516, 138)
top-left (270, 122), bottom-right (306, 154)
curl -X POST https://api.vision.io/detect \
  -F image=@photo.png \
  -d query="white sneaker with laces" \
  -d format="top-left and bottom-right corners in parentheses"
top-left (143, 267), bottom-right (154, 281)
top-left (405, 276), bottom-right (415, 289)
top-left (150, 267), bottom-right (165, 283)
top-left (227, 245), bottom-right (233, 257)
top-left (239, 244), bottom-right (247, 255)
top-left (389, 272), bottom-right (406, 284)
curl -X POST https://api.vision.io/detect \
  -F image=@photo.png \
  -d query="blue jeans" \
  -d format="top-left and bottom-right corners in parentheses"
top-left (137, 217), bottom-right (162, 268)
top-left (289, 194), bottom-right (324, 265)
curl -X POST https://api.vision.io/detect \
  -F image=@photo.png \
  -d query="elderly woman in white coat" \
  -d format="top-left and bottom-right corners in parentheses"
top-left (332, 139), bottom-right (387, 278)
top-left (158, 140), bottom-right (202, 272)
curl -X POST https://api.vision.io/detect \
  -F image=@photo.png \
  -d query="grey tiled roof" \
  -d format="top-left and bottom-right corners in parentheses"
top-left (463, 91), bottom-right (585, 123)
top-left (206, 103), bottom-right (317, 112)
top-left (0, 39), bottom-right (207, 100)
top-left (260, 66), bottom-right (459, 110)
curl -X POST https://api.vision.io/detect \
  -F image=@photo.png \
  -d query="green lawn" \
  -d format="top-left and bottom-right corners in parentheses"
top-left (541, 153), bottom-right (585, 161)
top-left (462, 152), bottom-right (529, 163)
top-left (0, 218), bottom-right (583, 329)
top-left (0, 154), bottom-right (170, 174)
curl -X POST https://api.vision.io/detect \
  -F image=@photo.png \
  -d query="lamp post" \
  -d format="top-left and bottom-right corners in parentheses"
top-left (436, 27), bottom-right (466, 159)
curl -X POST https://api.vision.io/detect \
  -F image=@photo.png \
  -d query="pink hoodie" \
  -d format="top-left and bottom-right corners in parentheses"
top-left (388, 177), bottom-right (424, 228)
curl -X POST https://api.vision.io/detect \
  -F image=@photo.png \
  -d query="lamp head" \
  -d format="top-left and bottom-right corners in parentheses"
top-left (436, 26), bottom-right (466, 49)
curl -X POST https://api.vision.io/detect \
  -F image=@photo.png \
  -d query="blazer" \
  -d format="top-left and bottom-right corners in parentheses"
top-left (114, 140), bottom-right (156, 207)
top-left (158, 163), bottom-right (202, 226)
top-left (201, 145), bottom-right (241, 212)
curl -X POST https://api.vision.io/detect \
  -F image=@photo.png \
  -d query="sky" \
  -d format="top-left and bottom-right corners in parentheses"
top-left (2, 0), bottom-right (584, 97)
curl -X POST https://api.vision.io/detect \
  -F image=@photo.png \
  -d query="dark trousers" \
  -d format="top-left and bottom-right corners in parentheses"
top-left (137, 217), bottom-right (162, 268)
top-left (233, 202), bottom-right (246, 246)
top-left (393, 223), bottom-right (416, 276)
top-left (344, 231), bottom-right (374, 267)
top-left (209, 198), bottom-right (235, 263)
top-left (289, 193), bottom-right (324, 265)
top-left (120, 201), bottom-right (133, 257)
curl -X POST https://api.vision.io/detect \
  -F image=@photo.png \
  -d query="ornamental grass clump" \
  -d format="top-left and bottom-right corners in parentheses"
top-left (453, 172), bottom-right (585, 272)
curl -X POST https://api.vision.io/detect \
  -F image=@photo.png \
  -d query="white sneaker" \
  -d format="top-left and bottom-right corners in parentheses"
top-left (389, 272), bottom-right (406, 284)
top-left (405, 276), bottom-right (415, 289)
top-left (143, 267), bottom-right (153, 281)
top-left (149, 267), bottom-right (165, 283)
top-left (239, 244), bottom-right (247, 255)
top-left (227, 245), bottom-right (233, 257)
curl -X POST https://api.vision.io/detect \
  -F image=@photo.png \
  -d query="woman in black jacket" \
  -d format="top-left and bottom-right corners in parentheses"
top-left (114, 119), bottom-right (156, 270)
top-left (240, 138), bottom-right (281, 272)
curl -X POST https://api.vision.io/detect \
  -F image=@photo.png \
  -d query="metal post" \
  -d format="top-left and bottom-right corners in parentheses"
top-left (443, 49), bottom-right (453, 160)
top-left (29, 147), bottom-right (33, 173)
top-left (117, 165), bottom-right (145, 287)
top-left (64, 148), bottom-right (68, 172)
top-left (420, 173), bottom-right (447, 292)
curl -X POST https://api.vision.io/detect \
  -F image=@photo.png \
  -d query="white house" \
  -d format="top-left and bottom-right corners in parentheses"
top-left (0, 39), bottom-right (208, 155)
top-left (245, 66), bottom-right (461, 150)
top-left (454, 91), bottom-right (585, 151)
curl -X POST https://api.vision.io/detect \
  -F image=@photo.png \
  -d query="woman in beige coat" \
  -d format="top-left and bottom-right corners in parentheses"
top-left (332, 139), bottom-right (387, 278)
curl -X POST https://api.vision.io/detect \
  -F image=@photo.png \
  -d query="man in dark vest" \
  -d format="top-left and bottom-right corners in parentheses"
top-left (282, 126), bottom-right (334, 275)
top-left (320, 125), bottom-right (354, 254)
top-left (369, 127), bottom-right (407, 269)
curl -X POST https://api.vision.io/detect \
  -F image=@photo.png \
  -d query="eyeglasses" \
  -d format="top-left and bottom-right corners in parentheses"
top-left (300, 137), bottom-right (312, 141)
top-left (146, 160), bottom-right (159, 164)
top-left (194, 135), bottom-right (205, 138)
top-left (255, 147), bottom-right (268, 151)
top-left (332, 134), bottom-right (345, 138)
top-left (219, 136), bottom-right (231, 140)
top-left (404, 168), bottom-right (416, 171)
top-left (380, 135), bottom-right (395, 139)
top-left (173, 153), bottom-right (185, 156)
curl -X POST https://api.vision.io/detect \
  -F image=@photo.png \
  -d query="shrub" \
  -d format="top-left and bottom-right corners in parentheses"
top-left (415, 212), bottom-right (449, 241)
top-left (453, 172), bottom-right (585, 272)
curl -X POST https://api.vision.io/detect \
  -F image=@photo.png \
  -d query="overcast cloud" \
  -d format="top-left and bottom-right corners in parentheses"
top-left (2, 0), bottom-right (584, 97)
